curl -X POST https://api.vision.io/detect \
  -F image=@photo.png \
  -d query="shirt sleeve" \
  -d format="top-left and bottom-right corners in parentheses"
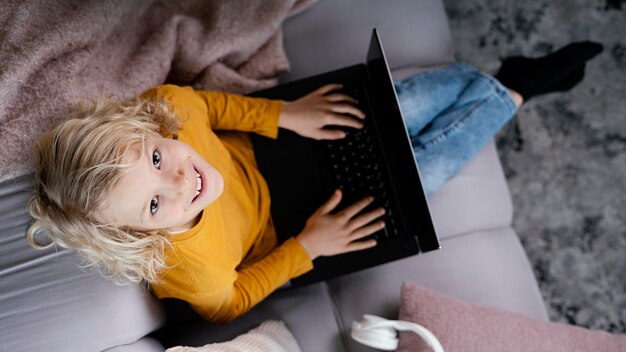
top-left (187, 237), bottom-right (313, 323)
top-left (142, 85), bottom-right (283, 139)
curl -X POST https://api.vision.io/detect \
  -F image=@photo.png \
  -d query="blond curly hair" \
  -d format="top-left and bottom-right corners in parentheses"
top-left (27, 94), bottom-right (181, 285)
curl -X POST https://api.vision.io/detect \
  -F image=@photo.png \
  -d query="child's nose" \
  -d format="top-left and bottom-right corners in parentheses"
top-left (166, 167), bottom-right (191, 198)
top-left (177, 167), bottom-right (191, 187)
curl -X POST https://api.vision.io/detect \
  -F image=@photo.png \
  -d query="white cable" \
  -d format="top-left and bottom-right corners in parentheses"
top-left (351, 314), bottom-right (445, 352)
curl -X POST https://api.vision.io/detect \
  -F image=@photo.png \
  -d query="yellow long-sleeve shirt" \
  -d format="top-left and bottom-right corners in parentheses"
top-left (141, 85), bottom-right (313, 323)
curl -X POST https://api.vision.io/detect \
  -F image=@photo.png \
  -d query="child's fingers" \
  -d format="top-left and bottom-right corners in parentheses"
top-left (313, 129), bottom-right (347, 140)
top-left (338, 196), bottom-right (374, 220)
top-left (314, 189), bottom-right (343, 216)
top-left (323, 114), bottom-right (364, 130)
top-left (349, 220), bottom-right (385, 242)
top-left (328, 104), bottom-right (366, 120)
top-left (315, 83), bottom-right (343, 95)
top-left (325, 93), bottom-right (358, 104)
top-left (344, 238), bottom-right (378, 253)
top-left (348, 207), bottom-right (385, 231)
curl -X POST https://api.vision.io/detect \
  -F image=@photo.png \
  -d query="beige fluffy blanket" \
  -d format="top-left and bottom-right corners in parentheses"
top-left (0, 0), bottom-right (315, 183)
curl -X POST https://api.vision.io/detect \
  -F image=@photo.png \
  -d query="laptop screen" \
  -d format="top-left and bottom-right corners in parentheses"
top-left (365, 29), bottom-right (440, 252)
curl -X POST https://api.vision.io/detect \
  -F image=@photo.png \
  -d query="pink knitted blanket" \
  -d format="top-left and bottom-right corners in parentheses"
top-left (0, 0), bottom-right (315, 182)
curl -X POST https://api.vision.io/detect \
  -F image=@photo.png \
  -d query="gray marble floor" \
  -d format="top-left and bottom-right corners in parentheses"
top-left (443, 0), bottom-right (626, 333)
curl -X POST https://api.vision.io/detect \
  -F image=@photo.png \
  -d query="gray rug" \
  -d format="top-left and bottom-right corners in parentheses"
top-left (444, 0), bottom-right (626, 333)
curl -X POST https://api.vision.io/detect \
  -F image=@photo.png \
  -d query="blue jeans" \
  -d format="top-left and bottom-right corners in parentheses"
top-left (394, 63), bottom-right (517, 196)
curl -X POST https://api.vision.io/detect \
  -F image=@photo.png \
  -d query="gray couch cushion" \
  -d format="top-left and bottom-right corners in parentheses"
top-left (280, 0), bottom-right (455, 82)
top-left (0, 175), bottom-right (166, 352)
top-left (428, 140), bottom-right (514, 240)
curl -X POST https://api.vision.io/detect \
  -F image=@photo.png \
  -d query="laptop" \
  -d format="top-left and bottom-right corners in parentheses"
top-left (249, 29), bottom-right (440, 287)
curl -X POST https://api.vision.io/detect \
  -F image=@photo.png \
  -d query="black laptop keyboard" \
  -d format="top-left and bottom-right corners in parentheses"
top-left (323, 88), bottom-right (400, 240)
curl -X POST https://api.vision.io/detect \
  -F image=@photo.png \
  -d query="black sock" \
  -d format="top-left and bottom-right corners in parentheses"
top-left (495, 41), bottom-right (603, 101)
top-left (542, 66), bottom-right (585, 95)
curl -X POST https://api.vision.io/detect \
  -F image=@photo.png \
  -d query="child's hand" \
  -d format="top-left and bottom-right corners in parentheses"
top-left (278, 84), bottom-right (366, 140)
top-left (296, 189), bottom-right (385, 260)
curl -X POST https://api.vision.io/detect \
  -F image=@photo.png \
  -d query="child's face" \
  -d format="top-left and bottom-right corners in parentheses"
top-left (99, 133), bottom-right (224, 233)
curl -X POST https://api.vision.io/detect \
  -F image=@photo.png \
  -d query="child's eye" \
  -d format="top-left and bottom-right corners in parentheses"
top-left (150, 196), bottom-right (159, 215)
top-left (152, 150), bottom-right (161, 169)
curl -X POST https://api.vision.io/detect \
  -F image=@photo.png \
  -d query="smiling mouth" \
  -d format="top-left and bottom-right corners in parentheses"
top-left (193, 169), bottom-right (203, 201)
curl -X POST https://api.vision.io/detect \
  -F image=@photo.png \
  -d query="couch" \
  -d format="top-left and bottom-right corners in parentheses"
top-left (0, 1), bottom-right (548, 351)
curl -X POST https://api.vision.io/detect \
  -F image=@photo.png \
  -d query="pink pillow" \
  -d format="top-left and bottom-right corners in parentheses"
top-left (398, 282), bottom-right (626, 352)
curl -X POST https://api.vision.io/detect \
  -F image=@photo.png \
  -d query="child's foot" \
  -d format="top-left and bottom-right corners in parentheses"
top-left (495, 41), bottom-right (603, 101)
